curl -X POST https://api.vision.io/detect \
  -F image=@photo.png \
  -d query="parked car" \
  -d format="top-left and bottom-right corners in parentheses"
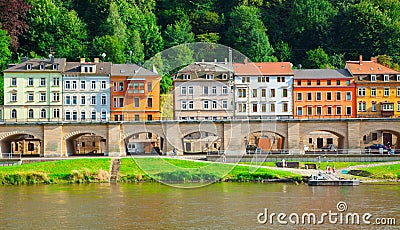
top-left (365, 144), bottom-right (390, 153)
top-left (320, 144), bottom-right (337, 151)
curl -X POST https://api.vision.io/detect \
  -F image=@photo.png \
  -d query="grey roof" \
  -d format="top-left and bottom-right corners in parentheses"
top-left (111, 64), bottom-right (159, 77)
top-left (177, 61), bottom-right (234, 74)
top-left (293, 69), bottom-right (352, 79)
top-left (64, 61), bottom-right (112, 75)
top-left (3, 58), bottom-right (67, 72)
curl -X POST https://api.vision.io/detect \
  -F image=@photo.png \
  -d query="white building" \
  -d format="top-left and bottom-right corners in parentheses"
top-left (62, 58), bottom-right (112, 121)
top-left (233, 61), bottom-right (294, 119)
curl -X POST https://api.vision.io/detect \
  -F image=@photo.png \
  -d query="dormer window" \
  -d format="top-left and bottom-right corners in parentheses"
top-left (53, 64), bottom-right (58, 70)
top-left (397, 75), bottom-right (400, 81)
top-left (206, 74), bottom-right (214, 80)
top-left (183, 74), bottom-right (191, 80)
top-left (384, 75), bottom-right (389, 82)
top-left (26, 63), bottom-right (32, 70)
top-left (40, 63), bottom-right (45, 70)
top-left (81, 64), bottom-right (96, 73)
top-left (222, 73), bottom-right (228, 80)
top-left (371, 75), bottom-right (376, 82)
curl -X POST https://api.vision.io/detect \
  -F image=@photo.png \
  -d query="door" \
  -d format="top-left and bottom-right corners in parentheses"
top-left (317, 138), bottom-right (324, 148)
top-left (383, 133), bottom-right (393, 147)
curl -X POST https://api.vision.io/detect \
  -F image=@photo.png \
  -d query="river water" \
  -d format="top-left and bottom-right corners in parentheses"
top-left (0, 183), bottom-right (399, 229)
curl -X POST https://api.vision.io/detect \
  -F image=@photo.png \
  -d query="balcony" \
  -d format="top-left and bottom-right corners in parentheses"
top-left (381, 103), bottom-right (394, 117)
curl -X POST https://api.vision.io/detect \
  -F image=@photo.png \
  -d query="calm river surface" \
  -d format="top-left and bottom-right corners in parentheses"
top-left (0, 183), bottom-right (399, 229)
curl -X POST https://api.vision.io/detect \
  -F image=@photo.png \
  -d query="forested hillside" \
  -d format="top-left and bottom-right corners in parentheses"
top-left (1, 0), bottom-right (400, 70)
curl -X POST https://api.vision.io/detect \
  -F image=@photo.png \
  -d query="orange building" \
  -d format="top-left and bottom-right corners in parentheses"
top-left (110, 64), bottom-right (161, 121)
top-left (293, 69), bottom-right (356, 119)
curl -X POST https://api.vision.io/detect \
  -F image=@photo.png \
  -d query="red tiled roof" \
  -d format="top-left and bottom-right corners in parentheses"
top-left (233, 62), bottom-right (293, 76)
top-left (345, 61), bottom-right (399, 75)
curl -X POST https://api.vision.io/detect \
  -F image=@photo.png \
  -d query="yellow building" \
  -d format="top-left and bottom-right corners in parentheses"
top-left (346, 56), bottom-right (400, 118)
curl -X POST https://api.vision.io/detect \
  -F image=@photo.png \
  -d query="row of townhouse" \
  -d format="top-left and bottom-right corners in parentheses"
top-left (173, 56), bottom-right (400, 120)
top-left (3, 57), bottom-right (161, 122)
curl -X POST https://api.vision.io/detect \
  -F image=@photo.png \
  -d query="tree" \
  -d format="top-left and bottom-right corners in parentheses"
top-left (164, 16), bottom-right (195, 48)
top-left (226, 5), bottom-right (276, 61)
top-left (330, 53), bottom-right (345, 69)
top-left (0, 0), bottom-right (30, 51)
top-left (274, 41), bottom-right (292, 62)
top-left (0, 26), bottom-right (11, 105)
top-left (304, 47), bottom-right (330, 69)
top-left (93, 35), bottom-right (125, 63)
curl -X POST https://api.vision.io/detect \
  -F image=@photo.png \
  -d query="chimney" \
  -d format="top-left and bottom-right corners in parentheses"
top-left (224, 58), bottom-right (228, 64)
top-left (370, 57), bottom-right (378, 63)
top-left (214, 59), bottom-right (217, 63)
top-left (359, 55), bottom-right (363, 65)
top-left (94, 58), bottom-right (99, 63)
top-left (201, 59), bottom-right (204, 63)
top-left (80, 58), bottom-right (86, 63)
top-left (326, 64), bottom-right (329, 69)
top-left (244, 57), bottom-right (248, 64)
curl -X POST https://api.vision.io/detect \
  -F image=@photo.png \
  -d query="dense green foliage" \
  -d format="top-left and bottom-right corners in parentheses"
top-left (1, 0), bottom-right (400, 92)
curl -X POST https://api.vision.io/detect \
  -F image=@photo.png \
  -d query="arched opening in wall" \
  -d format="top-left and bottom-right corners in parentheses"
top-left (362, 130), bottom-right (400, 153)
top-left (182, 131), bottom-right (221, 155)
top-left (66, 133), bottom-right (107, 156)
top-left (244, 131), bottom-right (284, 153)
top-left (0, 134), bottom-right (42, 157)
top-left (125, 132), bottom-right (163, 155)
top-left (303, 131), bottom-right (344, 153)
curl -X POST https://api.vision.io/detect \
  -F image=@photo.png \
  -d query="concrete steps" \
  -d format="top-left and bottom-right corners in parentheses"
top-left (109, 158), bottom-right (121, 183)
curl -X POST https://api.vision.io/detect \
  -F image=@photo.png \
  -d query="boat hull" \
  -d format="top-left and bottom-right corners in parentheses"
top-left (308, 180), bottom-right (360, 186)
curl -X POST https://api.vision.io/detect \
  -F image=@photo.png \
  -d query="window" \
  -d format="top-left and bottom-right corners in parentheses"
top-left (336, 106), bottom-right (342, 115)
top-left (277, 77), bottom-right (285, 82)
top-left (181, 101), bottom-right (187, 110)
top-left (188, 86), bottom-right (194, 95)
top-left (261, 104), bottom-right (267, 112)
top-left (203, 86), bottom-right (208, 95)
top-left (91, 110), bottom-right (96, 120)
top-left (182, 74), bottom-right (191, 80)
top-left (241, 77), bottom-right (250, 83)
top-left (371, 75), bottom-right (376, 82)
top-left (297, 92), bottom-right (302, 101)
top-left (26, 63), bottom-right (32, 70)
top-left (222, 86), bottom-right (228, 95)
top-left (336, 80), bottom-right (340, 85)
top-left (316, 80), bottom-right (320, 85)
top-left (307, 92), bottom-right (312, 101)
top-left (252, 89), bottom-right (257, 98)
top-left (101, 95), bottom-right (106, 105)
top-left (91, 81), bottom-right (96, 90)
top-left (147, 98), bottom-right (153, 107)
top-left (11, 93), bottom-right (17, 102)
top-left (270, 89), bottom-right (275, 97)
top-left (119, 82), bottom-right (124, 91)
top-left (258, 76), bottom-right (269, 82)
top-left (147, 82), bottom-right (152, 92)
top-left (398, 103), bottom-right (400, 111)
top-left (282, 88), bottom-right (288, 97)
top-left (65, 95), bottom-right (71, 105)
top-left (72, 81), bottom-right (77, 89)
top-left (316, 106), bottom-right (322, 115)
top-left (11, 78), bottom-right (17, 86)
top-left (28, 109), bottom-right (33, 119)
top-left (336, 92), bottom-right (341, 101)
top-left (261, 89), bottom-right (266, 98)
top-left (81, 96), bottom-right (86, 105)
top-left (346, 92), bottom-right (352, 100)
top-left (283, 103), bottom-right (288, 112)
top-left (358, 102), bottom-right (366, 112)
top-left (346, 107), bottom-right (352, 115)
top-left (81, 111), bottom-right (86, 120)
top-left (53, 109), bottom-right (60, 118)
top-left (307, 80), bottom-right (311, 86)
top-left (327, 80), bottom-right (331, 85)
top-left (28, 78), bottom-right (33, 86)
top-left (372, 133), bottom-right (378, 141)
top-left (71, 95), bottom-right (77, 105)
top-left (40, 92), bottom-right (46, 101)
top-left (53, 92), bottom-right (60, 102)
top-left (148, 115), bottom-right (153, 121)
top-left (397, 87), bottom-right (400, 97)
top-left (326, 92), bottom-right (332, 101)
top-left (384, 87), bottom-right (390, 97)
top-left (101, 110), bottom-right (106, 120)
top-left (212, 86), bottom-right (217, 95)
top-left (382, 103), bottom-right (394, 111)
top-left (316, 92), bottom-right (321, 101)
top-left (181, 86), bottom-right (187, 95)
top-left (252, 103), bottom-right (257, 112)
top-left (327, 106), bottom-right (332, 115)
top-left (222, 100), bottom-right (228, 109)
top-left (297, 107), bottom-right (302, 116)
top-left (81, 81), bottom-right (86, 90)
top-left (297, 80), bottom-right (301, 86)
top-left (11, 109), bottom-right (17, 119)
top-left (28, 93), bottom-right (34, 102)
top-left (101, 81), bottom-right (107, 89)
top-left (346, 80), bottom-right (350, 85)
top-left (205, 74), bottom-right (214, 80)
top-left (188, 101), bottom-right (194, 110)
top-left (90, 95), bottom-right (96, 105)
top-left (270, 103), bottom-right (275, 112)
top-left (222, 74), bottom-right (228, 80)
top-left (40, 78), bottom-right (46, 86)
top-left (212, 101), bottom-right (217, 109)
top-left (72, 111), bottom-right (77, 120)
top-left (238, 88), bottom-right (246, 98)
top-left (134, 98), bottom-right (140, 107)
top-left (371, 88), bottom-right (376, 97)
top-left (397, 75), bottom-right (400, 82)
top-left (307, 106), bottom-right (312, 115)
top-left (40, 109), bottom-right (46, 118)
top-left (203, 101), bottom-right (209, 109)
top-left (372, 102), bottom-right (376, 112)
top-left (65, 81), bottom-right (71, 89)
top-left (384, 75), bottom-right (389, 82)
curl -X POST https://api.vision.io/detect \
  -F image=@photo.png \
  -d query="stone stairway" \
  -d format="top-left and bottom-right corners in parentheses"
top-left (110, 158), bottom-right (121, 183)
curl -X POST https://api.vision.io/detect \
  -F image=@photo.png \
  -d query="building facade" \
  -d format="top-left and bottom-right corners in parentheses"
top-left (346, 56), bottom-right (400, 118)
top-left (62, 58), bottom-right (112, 121)
top-left (293, 69), bottom-right (356, 119)
top-left (3, 58), bottom-right (66, 122)
top-left (173, 61), bottom-right (234, 120)
top-left (110, 64), bottom-right (160, 121)
top-left (233, 61), bottom-right (294, 119)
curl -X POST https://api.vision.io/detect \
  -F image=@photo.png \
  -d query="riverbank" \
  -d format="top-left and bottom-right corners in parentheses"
top-left (0, 157), bottom-right (302, 185)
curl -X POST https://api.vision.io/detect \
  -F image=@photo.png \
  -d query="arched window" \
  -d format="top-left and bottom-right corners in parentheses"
top-left (11, 109), bottom-right (17, 119)
top-left (28, 109), bottom-right (34, 119)
top-left (101, 109), bottom-right (107, 121)
top-left (40, 109), bottom-right (46, 118)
